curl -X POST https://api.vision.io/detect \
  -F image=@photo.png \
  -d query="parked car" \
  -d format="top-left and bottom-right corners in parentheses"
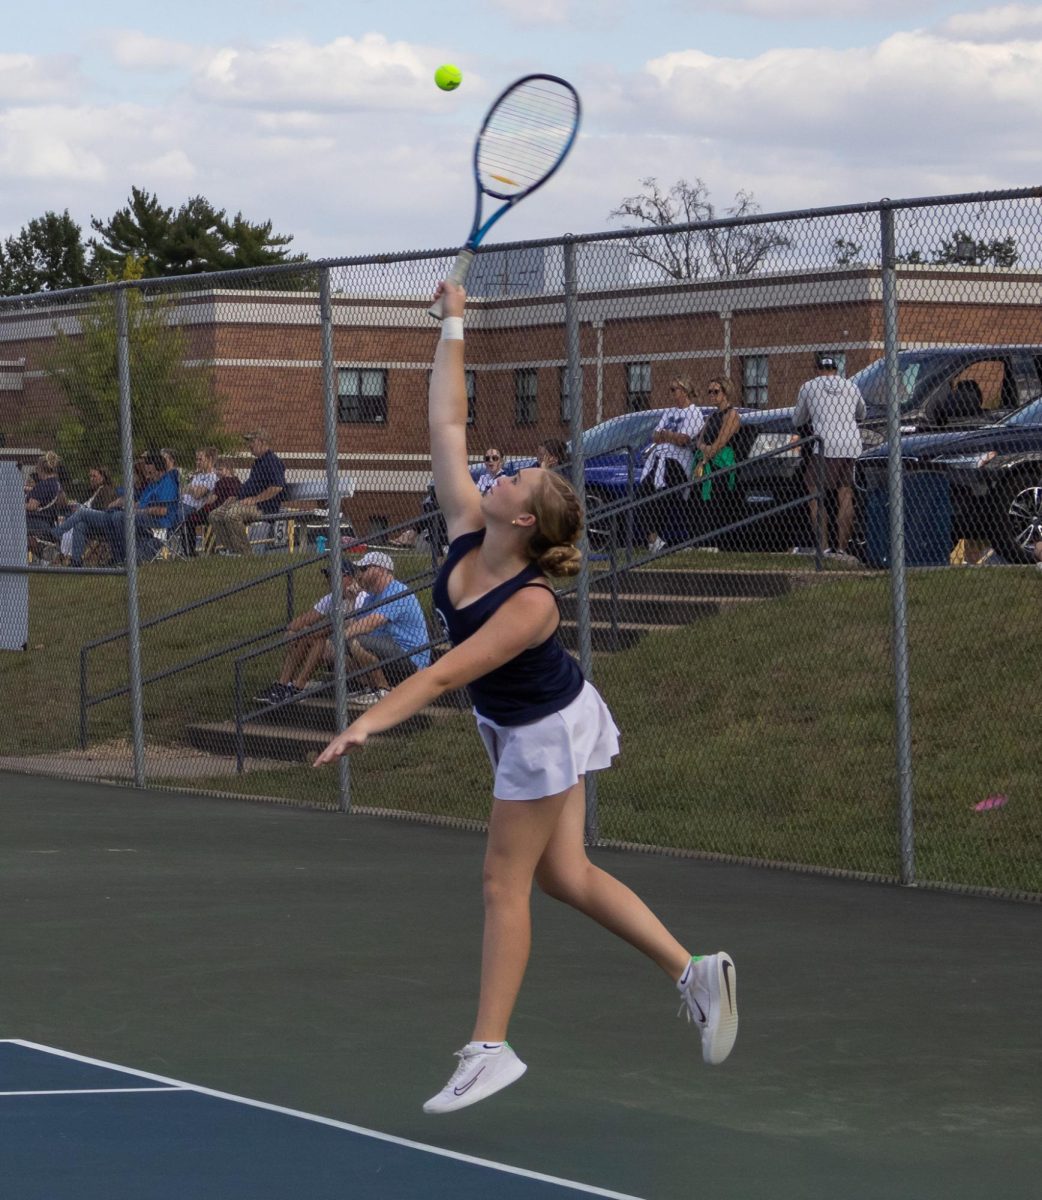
top-left (852, 345), bottom-right (1042, 438)
top-left (856, 395), bottom-right (1042, 562)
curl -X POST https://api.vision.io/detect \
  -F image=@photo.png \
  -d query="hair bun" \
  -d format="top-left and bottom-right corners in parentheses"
top-left (537, 543), bottom-right (582, 578)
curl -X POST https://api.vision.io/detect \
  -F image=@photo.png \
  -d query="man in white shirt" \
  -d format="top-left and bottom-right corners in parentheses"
top-left (255, 560), bottom-right (369, 704)
top-left (635, 376), bottom-right (705, 550)
top-left (793, 354), bottom-right (866, 556)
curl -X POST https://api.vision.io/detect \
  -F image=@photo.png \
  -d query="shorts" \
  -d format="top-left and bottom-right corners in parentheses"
top-left (805, 456), bottom-right (854, 491)
top-left (475, 681), bottom-right (621, 801)
top-left (334, 632), bottom-right (419, 684)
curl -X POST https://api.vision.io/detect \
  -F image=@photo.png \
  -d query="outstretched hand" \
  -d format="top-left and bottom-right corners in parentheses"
top-left (433, 280), bottom-right (466, 318)
top-left (313, 724), bottom-right (369, 767)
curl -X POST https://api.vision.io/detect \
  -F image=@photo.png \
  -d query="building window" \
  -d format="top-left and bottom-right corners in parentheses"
top-left (515, 368), bottom-right (538, 425)
top-left (466, 369), bottom-right (476, 426)
top-left (338, 368), bottom-right (387, 423)
top-left (626, 362), bottom-right (652, 411)
top-left (742, 356), bottom-right (769, 408)
top-left (426, 368), bottom-right (476, 424)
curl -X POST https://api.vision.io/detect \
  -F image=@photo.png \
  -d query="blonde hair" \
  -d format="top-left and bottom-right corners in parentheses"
top-left (36, 452), bottom-right (60, 476)
top-left (525, 470), bottom-right (584, 578)
top-left (708, 376), bottom-right (737, 405)
top-left (670, 376), bottom-right (695, 398)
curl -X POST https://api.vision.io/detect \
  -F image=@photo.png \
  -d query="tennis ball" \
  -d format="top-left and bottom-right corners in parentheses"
top-left (434, 64), bottom-right (462, 91)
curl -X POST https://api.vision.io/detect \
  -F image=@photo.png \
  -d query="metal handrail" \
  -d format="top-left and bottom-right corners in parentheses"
top-left (77, 512), bottom-right (431, 745)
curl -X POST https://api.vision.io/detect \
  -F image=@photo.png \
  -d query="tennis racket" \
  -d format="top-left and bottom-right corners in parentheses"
top-left (429, 73), bottom-right (581, 319)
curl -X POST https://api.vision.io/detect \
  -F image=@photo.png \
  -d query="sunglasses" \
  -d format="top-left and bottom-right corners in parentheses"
top-left (484, 454), bottom-right (501, 462)
top-left (669, 385), bottom-right (686, 393)
top-left (707, 387), bottom-right (722, 395)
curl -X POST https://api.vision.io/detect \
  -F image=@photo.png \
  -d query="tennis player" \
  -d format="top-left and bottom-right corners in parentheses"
top-left (314, 280), bottom-right (738, 1113)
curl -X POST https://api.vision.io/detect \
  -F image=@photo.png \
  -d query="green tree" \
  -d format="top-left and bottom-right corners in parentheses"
top-left (609, 177), bottom-right (791, 280)
top-left (89, 186), bottom-right (306, 279)
top-left (0, 210), bottom-right (91, 295)
top-left (44, 258), bottom-right (227, 484)
top-left (933, 228), bottom-right (1018, 268)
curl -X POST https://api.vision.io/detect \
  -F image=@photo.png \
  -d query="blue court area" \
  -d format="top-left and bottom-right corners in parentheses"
top-left (0, 1042), bottom-right (641, 1200)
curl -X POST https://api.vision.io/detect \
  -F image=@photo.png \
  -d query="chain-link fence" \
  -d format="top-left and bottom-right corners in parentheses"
top-left (2, 188), bottom-right (1040, 899)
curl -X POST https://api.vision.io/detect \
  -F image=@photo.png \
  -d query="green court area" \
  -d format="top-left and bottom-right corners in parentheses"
top-left (2, 773), bottom-right (1039, 1199)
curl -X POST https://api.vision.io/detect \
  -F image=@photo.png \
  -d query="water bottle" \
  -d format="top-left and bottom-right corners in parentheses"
top-left (316, 535), bottom-right (328, 554)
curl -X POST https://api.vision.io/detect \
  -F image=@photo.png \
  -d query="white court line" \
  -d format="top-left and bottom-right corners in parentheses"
top-left (0, 1087), bottom-right (183, 1097)
top-left (1, 1040), bottom-right (645, 1200)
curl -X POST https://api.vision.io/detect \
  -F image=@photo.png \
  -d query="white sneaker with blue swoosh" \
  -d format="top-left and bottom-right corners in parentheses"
top-left (678, 952), bottom-right (738, 1065)
top-left (423, 1042), bottom-right (527, 1114)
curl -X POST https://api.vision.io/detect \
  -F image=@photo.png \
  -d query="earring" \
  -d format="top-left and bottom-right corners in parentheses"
top-left (510, 519), bottom-right (519, 526)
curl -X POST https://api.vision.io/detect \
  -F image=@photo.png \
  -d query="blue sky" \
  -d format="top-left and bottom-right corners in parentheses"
top-left (3, 2), bottom-right (1041, 258)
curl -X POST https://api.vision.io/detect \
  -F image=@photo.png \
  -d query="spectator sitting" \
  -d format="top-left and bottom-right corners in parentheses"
top-left (182, 456), bottom-right (242, 555)
top-left (208, 430), bottom-right (286, 555)
top-left (536, 438), bottom-right (569, 472)
top-left (254, 559), bottom-right (368, 704)
top-left (54, 466), bottom-right (118, 563)
top-left (178, 446), bottom-right (219, 554)
top-left (476, 447), bottom-right (505, 496)
top-left (61, 451), bottom-right (180, 565)
top-left (340, 551), bottom-right (431, 704)
top-left (25, 452), bottom-right (68, 551)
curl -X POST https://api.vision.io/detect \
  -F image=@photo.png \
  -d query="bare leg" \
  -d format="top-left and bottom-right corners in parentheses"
top-left (535, 779), bottom-right (690, 979)
top-left (288, 635), bottom-right (328, 689)
top-left (347, 639), bottom-right (391, 691)
top-left (836, 485), bottom-right (854, 553)
top-left (471, 789), bottom-right (573, 1042)
top-left (279, 634), bottom-right (319, 685)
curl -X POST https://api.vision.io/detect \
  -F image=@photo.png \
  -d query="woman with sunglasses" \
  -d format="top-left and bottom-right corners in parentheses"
top-left (476, 447), bottom-right (505, 496)
top-left (692, 378), bottom-right (742, 534)
top-left (634, 376), bottom-right (705, 552)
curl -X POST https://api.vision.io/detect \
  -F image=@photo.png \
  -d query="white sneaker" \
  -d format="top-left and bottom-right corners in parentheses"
top-left (677, 952), bottom-right (738, 1065)
top-left (422, 1042), bottom-right (527, 1114)
top-left (350, 688), bottom-right (390, 707)
top-left (649, 536), bottom-right (667, 552)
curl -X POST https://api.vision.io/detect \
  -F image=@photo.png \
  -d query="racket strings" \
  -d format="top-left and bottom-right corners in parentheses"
top-left (478, 82), bottom-right (579, 197)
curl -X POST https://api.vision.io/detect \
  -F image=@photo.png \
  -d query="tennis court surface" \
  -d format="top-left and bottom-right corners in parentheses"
top-left (2, 773), bottom-right (1039, 1199)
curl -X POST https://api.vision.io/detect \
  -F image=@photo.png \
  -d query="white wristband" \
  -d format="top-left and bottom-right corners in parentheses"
top-left (440, 317), bottom-right (464, 341)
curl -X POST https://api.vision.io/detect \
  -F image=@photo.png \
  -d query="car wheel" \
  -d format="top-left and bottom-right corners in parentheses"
top-left (994, 473), bottom-right (1042, 563)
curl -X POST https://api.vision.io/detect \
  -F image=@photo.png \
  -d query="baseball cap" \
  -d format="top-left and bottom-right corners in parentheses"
top-left (357, 551), bottom-right (394, 572)
top-left (242, 429), bottom-right (268, 442)
top-left (817, 354), bottom-right (837, 370)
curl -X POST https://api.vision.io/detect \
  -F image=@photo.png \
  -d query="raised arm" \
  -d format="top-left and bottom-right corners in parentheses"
top-left (429, 281), bottom-right (483, 542)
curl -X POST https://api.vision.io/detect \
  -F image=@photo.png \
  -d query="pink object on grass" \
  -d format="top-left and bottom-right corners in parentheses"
top-left (973, 794), bottom-right (1008, 812)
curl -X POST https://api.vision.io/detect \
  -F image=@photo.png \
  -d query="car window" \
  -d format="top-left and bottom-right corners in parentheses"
top-left (580, 410), bottom-right (663, 458)
top-left (851, 356), bottom-right (925, 411)
top-left (1003, 396), bottom-right (1042, 427)
top-left (953, 361), bottom-right (1006, 411)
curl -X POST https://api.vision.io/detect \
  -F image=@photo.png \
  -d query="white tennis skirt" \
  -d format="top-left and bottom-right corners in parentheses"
top-left (475, 681), bottom-right (621, 801)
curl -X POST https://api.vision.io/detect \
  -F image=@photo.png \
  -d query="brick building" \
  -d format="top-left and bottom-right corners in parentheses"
top-left (2, 262), bottom-right (1041, 534)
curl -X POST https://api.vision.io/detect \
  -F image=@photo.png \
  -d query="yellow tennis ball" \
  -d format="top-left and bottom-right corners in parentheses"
top-left (434, 64), bottom-right (462, 91)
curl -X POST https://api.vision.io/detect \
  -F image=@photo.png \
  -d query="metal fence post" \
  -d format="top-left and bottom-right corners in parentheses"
top-left (564, 238), bottom-right (599, 843)
top-left (116, 287), bottom-right (146, 788)
top-left (879, 204), bottom-right (916, 885)
top-left (319, 268), bottom-right (352, 813)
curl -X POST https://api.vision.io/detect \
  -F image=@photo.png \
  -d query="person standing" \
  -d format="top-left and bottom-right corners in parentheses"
top-left (315, 282), bottom-right (737, 1115)
top-left (634, 376), bottom-right (705, 551)
top-left (793, 354), bottom-right (866, 556)
top-left (208, 431), bottom-right (286, 556)
top-left (692, 378), bottom-right (742, 533)
top-left (476, 447), bottom-right (505, 496)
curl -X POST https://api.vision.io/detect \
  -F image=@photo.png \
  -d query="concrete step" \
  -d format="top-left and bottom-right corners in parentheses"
top-left (588, 568), bottom-right (795, 599)
top-left (559, 593), bottom-right (722, 626)
top-left (187, 721), bottom-right (337, 762)
top-left (267, 692), bottom-right (468, 733)
top-left (558, 621), bottom-right (674, 653)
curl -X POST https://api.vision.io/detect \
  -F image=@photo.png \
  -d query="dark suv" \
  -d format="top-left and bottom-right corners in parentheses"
top-left (857, 396), bottom-right (1042, 561)
top-left (853, 346), bottom-right (1042, 439)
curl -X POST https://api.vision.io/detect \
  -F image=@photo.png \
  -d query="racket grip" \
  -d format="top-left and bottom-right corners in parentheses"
top-left (428, 249), bottom-right (475, 320)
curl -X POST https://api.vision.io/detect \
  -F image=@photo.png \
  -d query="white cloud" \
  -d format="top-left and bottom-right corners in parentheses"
top-left (938, 4), bottom-right (1042, 41)
top-left (99, 30), bottom-right (208, 72)
top-left (193, 34), bottom-right (469, 112)
top-left (0, 53), bottom-right (81, 104)
top-left (681, 0), bottom-right (939, 16)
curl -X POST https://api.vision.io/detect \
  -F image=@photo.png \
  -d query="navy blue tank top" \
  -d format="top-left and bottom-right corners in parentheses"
top-left (431, 529), bottom-right (584, 726)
